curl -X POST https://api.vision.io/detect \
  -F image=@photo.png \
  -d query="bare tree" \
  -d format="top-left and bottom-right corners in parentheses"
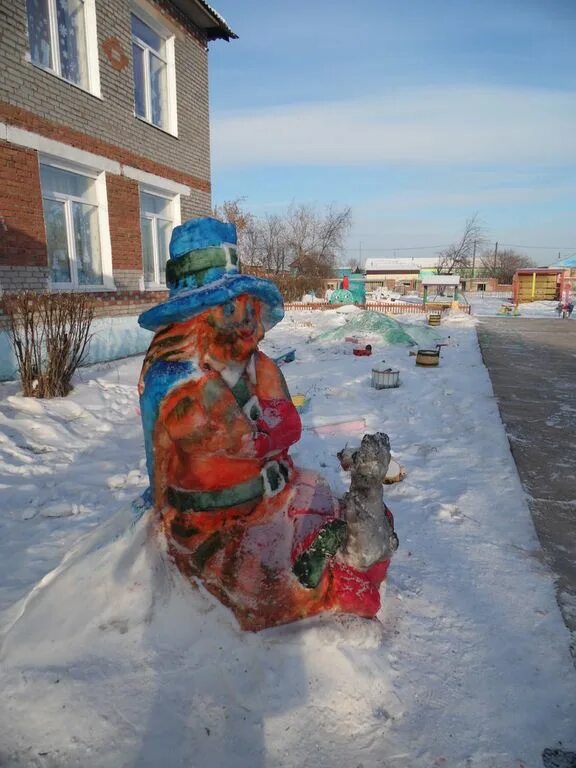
top-left (213, 198), bottom-right (261, 266)
top-left (346, 257), bottom-right (363, 272)
top-left (479, 248), bottom-right (534, 284)
top-left (285, 203), bottom-right (352, 264)
top-left (213, 200), bottom-right (352, 278)
top-left (437, 214), bottom-right (486, 274)
top-left (257, 214), bottom-right (289, 274)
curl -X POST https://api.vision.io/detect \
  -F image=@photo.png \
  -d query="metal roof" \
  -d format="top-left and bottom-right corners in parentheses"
top-left (550, 255), bottom-right (576, 268)
top-left (364, 257), bottom-right (440, 272)
top-left (171, 0), bottom-right (237, 40)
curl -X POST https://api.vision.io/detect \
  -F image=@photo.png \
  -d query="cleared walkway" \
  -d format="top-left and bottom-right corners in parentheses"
top-left (477, 318), bottom-right (576, 639)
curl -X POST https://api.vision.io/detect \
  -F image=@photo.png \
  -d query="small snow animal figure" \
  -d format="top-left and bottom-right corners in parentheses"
top-left (338, 433), bottom-right (399, 570)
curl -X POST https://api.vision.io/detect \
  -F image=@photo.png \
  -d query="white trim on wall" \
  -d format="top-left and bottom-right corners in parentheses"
top-left (1, 123), bottom-right (191, 195)
top-left (5, 124), bottom-right (121, 174)
top-left (93, 172), bottom-right (115, 290)
top-left (122, 164), bottom-right (189, 195)
top-left (83, 0), bottom-right (102, 98)
top-left (165, 35), bottom-right (179, 138)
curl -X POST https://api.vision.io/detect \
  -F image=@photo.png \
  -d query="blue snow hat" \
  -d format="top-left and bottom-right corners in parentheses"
top-left (138, 217), bottom-right (284, 332)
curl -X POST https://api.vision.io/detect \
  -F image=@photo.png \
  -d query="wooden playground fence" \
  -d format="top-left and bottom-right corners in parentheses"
top-left (284, 302), bottom-right (471, 315)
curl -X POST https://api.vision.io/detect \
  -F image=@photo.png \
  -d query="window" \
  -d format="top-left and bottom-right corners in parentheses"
top-left (25, 0), bottom-right (100, 94)
top-left (140, 190), bottom-right (179, 286)
top-left (131, 11), bottom-right (177, 134)
top-left (40, 162), bottom-right (107, 287)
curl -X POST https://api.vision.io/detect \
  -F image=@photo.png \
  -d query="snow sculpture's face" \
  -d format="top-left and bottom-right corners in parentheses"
top-left (349, 433), bottom-right (392, 489)
top-left (204, 295), bottom-right (265, 363)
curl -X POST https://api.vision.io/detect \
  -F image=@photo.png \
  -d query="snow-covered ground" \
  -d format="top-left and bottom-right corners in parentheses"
top-left (466, 296), bottom-right (574, 319)
top-left (0, 308), bottom-right (575, 768)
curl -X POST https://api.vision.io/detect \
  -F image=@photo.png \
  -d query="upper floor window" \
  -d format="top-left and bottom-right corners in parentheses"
top-left (140, 190), bottom-right (179, 286)
top-left (40, 161), bottom-right (112, 289)
top-left (25, 0), bottom-right (100, 95)
top-left (131, 10), bottom-right (178, 135)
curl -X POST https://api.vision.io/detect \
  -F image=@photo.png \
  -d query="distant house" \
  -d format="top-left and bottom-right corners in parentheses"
top-left (0, 0), bottom-right (235, 379)
top-left (364, 257), bottom-right (440, 291)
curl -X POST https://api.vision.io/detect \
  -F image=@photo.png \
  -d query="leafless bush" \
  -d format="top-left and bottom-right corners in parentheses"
top-left (3, 292), bottom-right (94, 397)
top-left (243, 268), bottom-right (327, 302)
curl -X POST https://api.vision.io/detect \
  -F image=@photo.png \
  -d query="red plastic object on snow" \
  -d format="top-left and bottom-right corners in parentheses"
top-left (353, 345), bottom-right (372, 357)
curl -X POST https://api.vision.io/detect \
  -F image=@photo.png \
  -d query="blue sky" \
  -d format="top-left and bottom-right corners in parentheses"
top-left (208, 0), bottom-right (576, 265)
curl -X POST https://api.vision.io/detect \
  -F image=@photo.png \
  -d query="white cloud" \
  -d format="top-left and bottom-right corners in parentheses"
top-left (211, 86), bottom-right (576, 168)
top-left (361, 183), bottom-right (576, 213)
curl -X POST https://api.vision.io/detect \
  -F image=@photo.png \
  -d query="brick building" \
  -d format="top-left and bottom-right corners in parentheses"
top-left (364, 257), bottom-right (441, 291)
top-left (0, 0), bottom-right (235, 378)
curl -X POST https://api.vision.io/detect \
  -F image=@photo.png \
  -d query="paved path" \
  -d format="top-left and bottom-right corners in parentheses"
top-left (477, 318), bottom-right (576, 640)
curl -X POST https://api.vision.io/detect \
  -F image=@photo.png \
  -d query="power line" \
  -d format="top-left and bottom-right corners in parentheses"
top-left (351, 245), bottom-right (450, 252)
top-left (348, 242), bottom-right (576, 252)
top-left (498, 243), bottom-right (576, 250)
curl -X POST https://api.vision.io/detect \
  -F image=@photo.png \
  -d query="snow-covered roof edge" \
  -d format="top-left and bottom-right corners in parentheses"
top-left (420, 274), bottom-right (460, 286)
top-left (549, 255), bottom-right (576, 269)
top-left (365, 257), bottom-right (440, 271)
top-left (173, 0), bottom-right (238, 41)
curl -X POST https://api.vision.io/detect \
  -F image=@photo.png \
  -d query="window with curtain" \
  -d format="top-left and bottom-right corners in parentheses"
top-left (140, 191), bottom-right (175, 286)
top-left (40, 163), bottom-right (104, 287)
top-left (131, 12), bottom-right (172, 131)
top-left (26, 0), bottom-right (92, 90)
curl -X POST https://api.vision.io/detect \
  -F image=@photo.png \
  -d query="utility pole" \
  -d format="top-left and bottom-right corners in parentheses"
top-left (493, 241), bottom-right (498, 275)
top-left (471, 240), bottom-right (477, 279)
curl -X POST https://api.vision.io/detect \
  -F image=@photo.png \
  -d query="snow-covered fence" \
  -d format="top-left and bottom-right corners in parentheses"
top-left (464, 291), bottom-right (512, 300)
top-left (284, 302), bottom-right (471, 315)
top-left (365, 302), bottom-right (472, 314)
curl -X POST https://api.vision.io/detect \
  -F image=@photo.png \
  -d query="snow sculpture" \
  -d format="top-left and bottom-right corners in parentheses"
top-left (138, 217), bottom-right (397, 631)
top-left (337, 434), bottom-right (399, 570)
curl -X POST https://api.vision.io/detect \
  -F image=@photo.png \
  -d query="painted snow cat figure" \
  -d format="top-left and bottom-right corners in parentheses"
top-left (137, 217), bottom-right (398, 631)
top-left (337, 433), bottom-right (399, 570)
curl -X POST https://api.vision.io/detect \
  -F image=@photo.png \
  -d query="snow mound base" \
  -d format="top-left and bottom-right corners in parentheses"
top-left (0, 500), bottom-right (400, 768)
top-left (313, 311), bottom-right (424, 345)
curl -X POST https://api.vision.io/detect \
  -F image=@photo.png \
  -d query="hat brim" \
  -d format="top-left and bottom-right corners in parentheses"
top-left (138, 273), bottom-right (285, 332)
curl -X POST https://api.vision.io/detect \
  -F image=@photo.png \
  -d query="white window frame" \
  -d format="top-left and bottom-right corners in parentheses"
top-left (39, 155), bottom-right (114, 291)
top-left (25, 0), bottom-right (101, 97)
top-left (139, 186), bottom-right (181, 289)
top-left (131, 3), bottom-right (178, 136)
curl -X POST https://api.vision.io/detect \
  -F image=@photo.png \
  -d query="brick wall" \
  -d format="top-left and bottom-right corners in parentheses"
top-left (0, 0), bottom-right (225, 312)
top-left (0, 141), bottom-right (205, 293)
top-left (89, 289), bottom-right (168, 318)
top-left (0, 288), bottom-right (167, 329)
top-left (0, 0), bottom-right (214, 190)
top-left (113, 269), bottom-right (143, 290)
top-left (0, 141), bottom-right (47, 267)
top-left (0, 265), bottom-right (50, 292)
top-left (182, 187), bottom-right (212, 220)
top-left (107, 174), bottom-right (142, 271)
